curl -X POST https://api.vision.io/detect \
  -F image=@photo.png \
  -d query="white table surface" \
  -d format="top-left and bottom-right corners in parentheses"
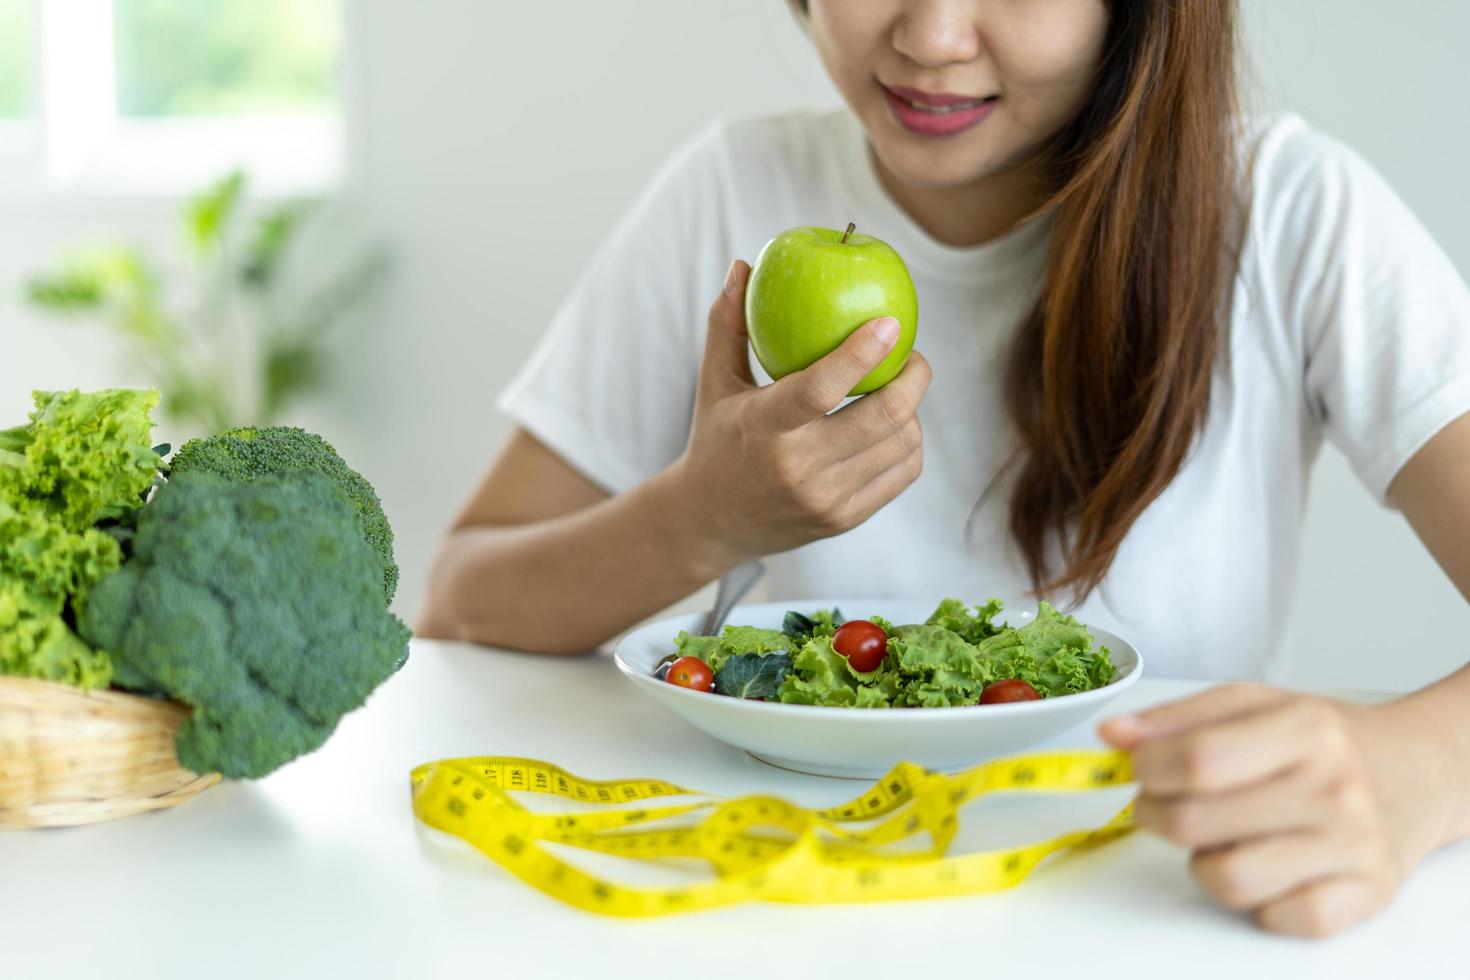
top-left (3, 638), bottom-right (1465, 980)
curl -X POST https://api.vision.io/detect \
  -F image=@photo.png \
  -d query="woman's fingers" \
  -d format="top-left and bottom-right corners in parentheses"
top-left (828, 354), bottom-right (929, 480)
top-left (696, 259), bottom-right (758, 402)
top-left (839, 416), bottom-right (924, 486)
top-left (1133, 762), bottom-right (1332, 848)
top-left (1189, 832), bottom-right (1380, 913)
top-left (818, 350), bottom-right (932, 456)
top-left (1126, 697), bottom-right (1346, 794)
top-left (1189, 825), bottom-right (1395, 937)
top-left (1100, 682), bottom-right (1288, 748)
top-left (1256, 876), bottom-right (1391, 938)
top-left (762, 317), bottom-right (902, 430)
top-left (841, 447), bottom-right (924, 526)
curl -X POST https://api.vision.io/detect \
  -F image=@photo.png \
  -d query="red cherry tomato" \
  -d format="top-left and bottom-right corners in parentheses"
top-left (664, 656), bottom-right (713, 692)
top-left (979, 679), bottom-right (1040, 704)
top-left (833, 620), bottom-right (888, 673)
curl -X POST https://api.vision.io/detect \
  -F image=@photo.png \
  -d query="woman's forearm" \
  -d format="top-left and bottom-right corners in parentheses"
top-left (417, 464), bottom-right (739, 653)
top-left (1379, 660), bottom-right (1470, 849)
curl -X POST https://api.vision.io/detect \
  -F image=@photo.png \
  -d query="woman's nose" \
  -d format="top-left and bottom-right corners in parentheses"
top-left (890, 0), bottom-right (984, 69)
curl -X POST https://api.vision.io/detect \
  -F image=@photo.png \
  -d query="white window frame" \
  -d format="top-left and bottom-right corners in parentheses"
top-left (0, 0), bottom-right (342, 202)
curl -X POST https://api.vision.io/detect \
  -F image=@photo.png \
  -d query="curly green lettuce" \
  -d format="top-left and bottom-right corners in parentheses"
top-left (925, 597), bottom-right (1005, 644)
top-left (888, 623), bottom-right (989, 707)
top-left (778, 635), bottom-right (861, 707)
top-left (0, 388), bottom-right (160, 689)
top-left (988, 602), bottom-right (1116, 694)
top-left (0, 388), bottom-right (161, 530)
top-left (0, 503), bottom-right (118, 687)
top-left (778, 634), bottom-right (901, 708)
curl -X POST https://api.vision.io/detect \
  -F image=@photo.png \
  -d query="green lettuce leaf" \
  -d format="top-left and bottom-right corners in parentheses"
top-left (1, 388), bottom-right (161, 530)
top-left (674, 625), bottom-right (792, 674)
top-left (889, 625), bottom-right (980, 675)
top-left (720, 625), bottom-right (793, 654)
top-left (713, 652), bottom-right (792, 699)
top-left (0, 388), bottom-right (160, 690)
top-left (894, 680), bottom-right (974, 708)
top-left (854, 681), bottom-right (896, 708)
top-left (887, 624), bottom-right (988, 706)
top-left (673, 630), bottom-right (720, 663)
top-left (0, 501), bottom-right (120, 688)
top-left (1035, 644), bottom-right (1094, 697)
top-left (1017, 601), bottom-right (1093, 659)
top-left (0, 589), bottom-right (113, 689)
top-left (925, 597), bottom-right (1005, 644)
top-left (781, 607), bottom-right (844, 644)
top-left (976, 604), bottom-right (1116, 697)
top-left (778, 635), bottom-right (861, 706)
top-left (711, 626), bottom-right (790, 673)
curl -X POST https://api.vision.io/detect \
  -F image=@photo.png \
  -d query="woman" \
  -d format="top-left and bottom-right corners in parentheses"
top-left (419, 0), bottom-right (1470, 936)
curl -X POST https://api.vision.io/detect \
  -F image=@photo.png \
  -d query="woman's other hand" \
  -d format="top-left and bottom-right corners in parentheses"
top-left (1101, 683), bottom-right (1456, 937)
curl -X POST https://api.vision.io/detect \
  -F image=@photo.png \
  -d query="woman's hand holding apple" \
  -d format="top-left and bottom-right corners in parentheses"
top-left (669, 258), bottom-right (931, 568)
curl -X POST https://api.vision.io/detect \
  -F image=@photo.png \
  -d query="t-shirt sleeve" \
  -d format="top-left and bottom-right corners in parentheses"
top-left (1258, 118), bottom-right (1470, 503)
top-left (496, 122), bottom-right (729, 494)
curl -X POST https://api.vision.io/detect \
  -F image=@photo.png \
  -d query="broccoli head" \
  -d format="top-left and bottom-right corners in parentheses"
top-left (80, 470), bottom-right (412, 778)
top-left (168, 426), bottom-right (398, 604)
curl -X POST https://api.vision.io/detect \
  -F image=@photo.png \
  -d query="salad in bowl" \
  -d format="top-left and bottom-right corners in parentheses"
top-left (655, 598), bottom-right (1117, 708)
top-left (614, 596), bottom-right (1141, 778)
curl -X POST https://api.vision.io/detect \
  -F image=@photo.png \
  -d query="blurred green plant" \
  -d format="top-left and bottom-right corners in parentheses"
top-left (25, 170), bottom-right (388, 434)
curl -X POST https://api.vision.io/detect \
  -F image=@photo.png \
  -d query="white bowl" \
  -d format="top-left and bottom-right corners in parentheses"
top-left (613, 598), bottom-right (1142, 778)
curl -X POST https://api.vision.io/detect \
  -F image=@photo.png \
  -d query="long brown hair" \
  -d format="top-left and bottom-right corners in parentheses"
top-left (787, 0), bottom-right (1240, 601)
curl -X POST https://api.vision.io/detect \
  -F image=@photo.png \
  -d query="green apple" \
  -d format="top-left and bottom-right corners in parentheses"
top-left (745, 223), bottom-right (918, 395)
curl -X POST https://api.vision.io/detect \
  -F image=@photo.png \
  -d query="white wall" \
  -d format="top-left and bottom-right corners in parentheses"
top-left (337, 0), bottom-right (834, 629)
top-left (2, 0), bottom-right (1467, 692)
top-left (1237, 0), bottom-right (1470, 691)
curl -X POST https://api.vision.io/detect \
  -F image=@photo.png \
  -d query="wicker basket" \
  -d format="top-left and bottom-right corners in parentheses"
top-left (0, 675), bottom-right (220, 829)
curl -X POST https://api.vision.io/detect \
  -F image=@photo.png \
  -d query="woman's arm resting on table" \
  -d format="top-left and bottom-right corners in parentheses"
top-left (415, 427), bottom-right (730, 654)
top-left (1100, 411), bottom-right (1470, 938)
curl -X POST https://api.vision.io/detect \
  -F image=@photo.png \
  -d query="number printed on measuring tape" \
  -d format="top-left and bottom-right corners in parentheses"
top-left (409, 750), bottom-right (1136, 918)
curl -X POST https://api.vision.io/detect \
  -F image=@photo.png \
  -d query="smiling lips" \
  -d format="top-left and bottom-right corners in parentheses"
top-left (881, 83), bottom-right (997, 137)
top-left (885, 83), bottom-right (993, 110)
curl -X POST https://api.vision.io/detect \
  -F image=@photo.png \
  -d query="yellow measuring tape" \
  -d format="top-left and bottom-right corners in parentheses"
top-left (409, 750), bottom-right (1137, 917)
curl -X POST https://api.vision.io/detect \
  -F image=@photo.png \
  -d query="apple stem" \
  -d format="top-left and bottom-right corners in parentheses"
top-left (841, 222), bottom-right (856, 244)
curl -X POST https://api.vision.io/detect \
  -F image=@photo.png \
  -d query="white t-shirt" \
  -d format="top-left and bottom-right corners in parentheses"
top-left (498, 108), bottom-right (1470, 682)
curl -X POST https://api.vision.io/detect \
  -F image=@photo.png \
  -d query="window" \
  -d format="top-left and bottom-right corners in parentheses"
top-left (113, 0), bottom-right (339, 117)
top-left (0, 0), bottom-right (35, 171)
top-left (0, 0), bottom-right (33, 118)
top-left (1, 0), bottom-right (342, 198)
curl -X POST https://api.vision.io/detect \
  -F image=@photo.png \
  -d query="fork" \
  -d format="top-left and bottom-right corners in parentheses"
top-left (697, 559), bottom-right (766, 636)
